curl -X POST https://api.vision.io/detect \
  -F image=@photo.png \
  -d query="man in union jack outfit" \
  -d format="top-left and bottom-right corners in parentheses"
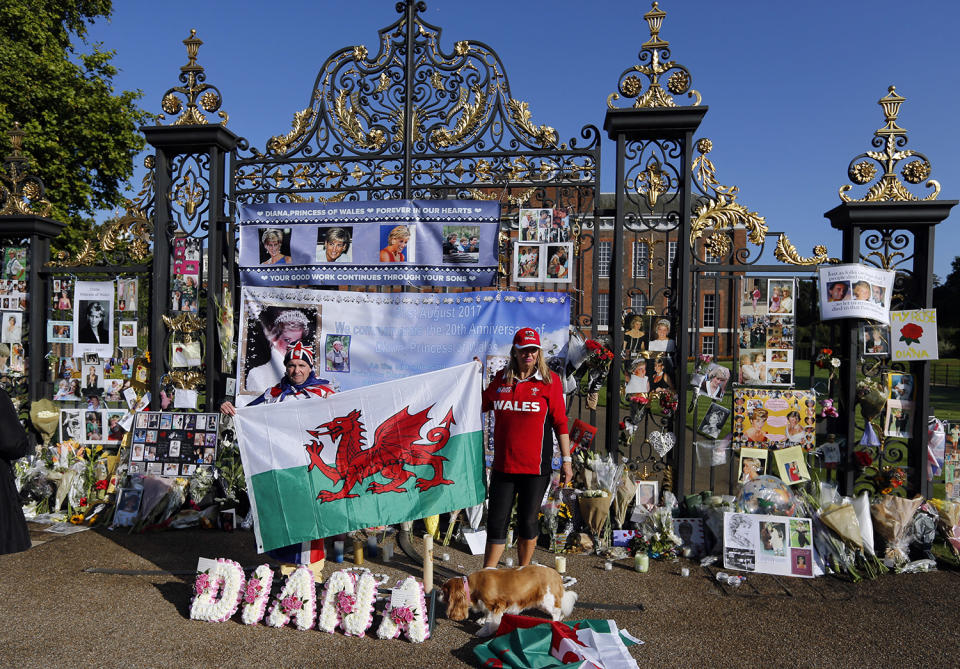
top-left (221, 340), bottom-right (334, 576)
top-left (248, 341), bottom-right (334, 405)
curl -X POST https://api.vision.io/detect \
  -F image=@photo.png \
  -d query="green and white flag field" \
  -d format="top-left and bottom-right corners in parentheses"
top-left (235, 362), bottom-right (485, 552)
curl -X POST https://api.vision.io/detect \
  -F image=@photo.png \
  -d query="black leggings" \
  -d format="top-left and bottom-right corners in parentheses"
top-left (486, 470), bottom-right (551, 543)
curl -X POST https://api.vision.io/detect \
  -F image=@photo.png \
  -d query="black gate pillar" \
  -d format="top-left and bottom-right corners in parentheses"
top-left (603, 2), bottom-right (706, 496)
top-left (0, 123), bottom-right (65, 406)
top-left (142, 31), bottom-right (238, 412)
top-left (825, 87), bottom-right (956, 498)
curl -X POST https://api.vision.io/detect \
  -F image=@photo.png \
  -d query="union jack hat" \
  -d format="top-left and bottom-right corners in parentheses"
top-left (284, 341), bottom-right (314, 368)
top-left (513, 327), bottom-right (541, 349)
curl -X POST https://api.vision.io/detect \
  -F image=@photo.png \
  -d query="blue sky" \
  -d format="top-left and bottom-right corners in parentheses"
top-left (87, 0), bottom-right (960, 280)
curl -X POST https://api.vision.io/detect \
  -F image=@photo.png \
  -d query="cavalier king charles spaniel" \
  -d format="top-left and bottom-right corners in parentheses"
top-left (440, 564), bottom-right (577, 637)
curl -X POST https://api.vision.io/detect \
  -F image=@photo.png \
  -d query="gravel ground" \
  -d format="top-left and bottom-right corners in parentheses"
top-left (2, 523), bottom-right (959, 668)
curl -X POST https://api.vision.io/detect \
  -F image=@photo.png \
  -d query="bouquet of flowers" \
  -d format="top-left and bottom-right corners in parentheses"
top-left (856, 378), bottom-right (887, 421)
top-left (15, 458), bottom-right (56, 517)
top-left (540, 488), bottom-right (574, 549)
top-left (871, 494), bottom-right (923, 568)
top-left (692, 354), bottom-right (713, 382)
top-left (815, 348), bottom-right (842, 381)
top-left (577, 489), bottom-right (613, 551)
top-left (629, 505), bottom-right (681, 560)
top-left (654, 389), bottom-right (679, 417)
top-left (579, 339), bottom-right (614, 408)
top-left (796, 485), bottom-right (886, 581)
top-left (928, 498), bottom-right (960, 558)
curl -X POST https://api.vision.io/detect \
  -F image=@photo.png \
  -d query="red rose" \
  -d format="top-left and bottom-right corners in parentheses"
top-left (94, 480), bottom-right (108, 490)
top-left (79, 497), bottom-right (87, 506)
top-left (618, 421), bottom-right (626, 430)
top-left (854, 450), bottom-right (872, 467)
top-left (899, 323), bottom-right (923, 345)
top-left (585, 340), bottom-right (600, 351)
top-left (821, 348), bottom-right (832, 356)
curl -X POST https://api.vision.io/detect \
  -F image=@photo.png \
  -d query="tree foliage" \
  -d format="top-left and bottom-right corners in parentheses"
top-left (0, 1), bottom-right (150, 253)
top-left (933, 256), bottom-right (960, 329)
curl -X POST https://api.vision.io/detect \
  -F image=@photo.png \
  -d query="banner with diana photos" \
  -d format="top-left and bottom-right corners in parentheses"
top-left (130, 411), bottom-right (220, 477)
top-left (738, 276), bottom-right (796, 387)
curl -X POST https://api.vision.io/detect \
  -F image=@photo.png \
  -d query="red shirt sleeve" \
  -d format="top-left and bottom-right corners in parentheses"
top-left (481, 371), bottom-right (500, 413)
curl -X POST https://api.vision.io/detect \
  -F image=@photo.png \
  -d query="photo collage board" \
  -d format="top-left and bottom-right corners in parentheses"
top-left (59, 408), bottom-right (128, 445)
top-left (621, 312), bottom-right (678, 398)
top-left (513, 208), bottom-right (573, 284)
top-left (738, 277), bottom-right (796, 387)
top-left (0, 246), bottom-right (28, 376)
top-left (731, 388), bottom-right (817, 453)
top-left (171, 237), bottom-right (202, 314)
top-left (723, 511), bottom-right (815, 578)
top-left (129, 411), bottom-right (221, 477)
top-left (49, 276), bottom-right (141, 405)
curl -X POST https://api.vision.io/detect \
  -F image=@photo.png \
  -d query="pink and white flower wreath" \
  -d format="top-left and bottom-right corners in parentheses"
top-left (190, 558), bottom-right (245, 623)
top-left (189, 562), bottom-right (429, 643)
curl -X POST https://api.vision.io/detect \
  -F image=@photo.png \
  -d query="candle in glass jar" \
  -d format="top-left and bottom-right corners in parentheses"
top-left (382, 542), bottom-right (393, 562)
top-left (353, 539), bottom-right (364, 566)
top-left (333, 541), bottom-right (344, 563)
top-left (603, 560), bottom-right (613, 571)
top-left (634, 553), bottom-right (649, 573)
top-left (504, 557), bottom-right (514, 567)
top-left (554, 556), bottom-right (567, 574)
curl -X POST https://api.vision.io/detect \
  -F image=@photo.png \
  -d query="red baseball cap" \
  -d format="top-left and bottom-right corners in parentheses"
top-left (513, 327), bottom-right (541, 349)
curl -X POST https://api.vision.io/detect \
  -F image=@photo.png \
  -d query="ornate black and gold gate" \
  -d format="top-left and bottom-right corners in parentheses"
top-left (128, 1), bottom-right (954, 503)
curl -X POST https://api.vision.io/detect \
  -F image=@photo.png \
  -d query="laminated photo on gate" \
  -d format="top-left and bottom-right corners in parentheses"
top-left (818, 263), bottom-right (894, 323)
top-left (732, 388), bottom-right (817, 451)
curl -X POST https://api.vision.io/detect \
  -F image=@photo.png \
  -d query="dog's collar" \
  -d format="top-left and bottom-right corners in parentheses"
top-left (462, 576), bottom-right (470, 601)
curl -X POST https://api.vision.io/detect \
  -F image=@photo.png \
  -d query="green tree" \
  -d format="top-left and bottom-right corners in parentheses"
top-left (0, 1), bottom-right (150, 253)
top-left (933, 256), bottom-right (960, 327)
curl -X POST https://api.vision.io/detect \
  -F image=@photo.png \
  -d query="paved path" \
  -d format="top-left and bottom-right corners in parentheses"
top-left (1, 523), bottom-right (958, 667)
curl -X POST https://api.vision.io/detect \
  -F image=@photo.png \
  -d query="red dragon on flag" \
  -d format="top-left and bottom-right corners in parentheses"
top-left (304, 404), bottom-right (455, 502)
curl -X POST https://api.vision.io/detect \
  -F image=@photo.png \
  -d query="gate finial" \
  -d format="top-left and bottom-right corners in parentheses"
top-left (838, 86), bottom-right (940, 203)
top-left (157, 29), bottom-right (229, 127)
top-left (607, 2), bottom-right (701, 109)
top-left (0, 122), bottom-right (52, 218)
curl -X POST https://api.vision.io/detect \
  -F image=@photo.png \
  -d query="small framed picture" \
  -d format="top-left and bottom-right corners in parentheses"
top-left (886, 372), bottom-right (914, 401)
top-left (219, 508), bottom-right (236, 532)
top-left (698, 402), bottom-right (731, 439)
top-left (634, 479), bottom-right (659, 509)
top-left (47, 321), bottom-right (73, 343)
top-left (542, 243), bottom-right (573, 284)
top-left (113, 488), bottom-right (142, 527)
top-left (568, 419), bottom-right (597, 451)
top-left (118, 321), bottom-right (138, 348)
top-left (513, 243), bottom-right (542, 283)
top-left (739, 447), bottom-right (769, 483)
top-left (773, 445), bottom-right (811, 486)
top-left (860, 324), bottom-right (890, 357)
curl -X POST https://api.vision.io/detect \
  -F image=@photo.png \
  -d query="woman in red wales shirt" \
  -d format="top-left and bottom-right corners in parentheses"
top-left (481, 327), bottom-right (572, 567)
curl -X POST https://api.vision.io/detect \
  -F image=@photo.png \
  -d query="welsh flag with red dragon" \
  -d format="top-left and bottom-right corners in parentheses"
top-left (234, 362), bottom-right (485, 553)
